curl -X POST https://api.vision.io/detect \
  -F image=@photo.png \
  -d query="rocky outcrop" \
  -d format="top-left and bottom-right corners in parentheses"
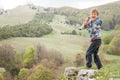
top-left (77, 69), bottom-right (98, 80)
top-left (64, 67), bottom-right (98, 80)
top-left (64, 67), bottom-right (78, 80)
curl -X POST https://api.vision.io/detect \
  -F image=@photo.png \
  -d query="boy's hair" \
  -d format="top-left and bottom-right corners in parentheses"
top-left (90, 9), bottom-right (99, 16)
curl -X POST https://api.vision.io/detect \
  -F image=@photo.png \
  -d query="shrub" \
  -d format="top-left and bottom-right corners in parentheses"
top-left (72, 30), bottom-right (77, 35)
top-left (40, 59), bottom-right (57, 71)
top-left (115, 24), bottom-right (120, 30)
top-left (107, 36), bottom-right (120, 55)
top-left (0, 43), bottom-right (16, 71)
top-left (18, 68), bottom-right (29, 80)
top-left (35, 44), bottom-right (64, 66)
top-left (48, 50), bottom-right (64, 66)
top-left (106, 30), bottom-right (120, 55)
top-left (28, 65), bottom-right (55, 80)
top-left (10, 67), bottom-right (20, 77)
top-left (35, 44), bottom-right (48, 63)
top-left (23, 46), bottom-right (35, 68)
top-left (103, 34), bottom-right (113, 44)
top-left (0, 73), bottom-right (4, 80)
top-left (74, 53), bottom-right (85, 67)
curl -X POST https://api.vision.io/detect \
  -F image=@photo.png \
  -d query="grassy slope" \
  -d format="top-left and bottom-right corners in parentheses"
top-left (0, 12), bottom-right (119, 78)
top-left (0, 15), bottom-right (88, 60)
top-left (0, 6), bottom-right (36, 26)
top-left (0, 3), bottom-right (119, 79)
top-left (0, 14), bottom-right (114, 63)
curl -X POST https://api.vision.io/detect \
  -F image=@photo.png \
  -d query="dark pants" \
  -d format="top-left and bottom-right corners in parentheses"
top-left (86, 39), bottom-right (102, 68)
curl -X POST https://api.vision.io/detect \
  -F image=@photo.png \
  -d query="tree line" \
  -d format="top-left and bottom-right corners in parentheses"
top-left (0, 43), bottom-right (64, 80)
top-left (0, 22), bottom-right (53, 40)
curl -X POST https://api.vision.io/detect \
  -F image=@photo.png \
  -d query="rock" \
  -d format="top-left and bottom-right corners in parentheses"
top-left (77, 69), bottom-right (98, 80)
top-left (0, 68), bottom-right (6, 73)
top-left (64, 67), bottom-right (78, 79)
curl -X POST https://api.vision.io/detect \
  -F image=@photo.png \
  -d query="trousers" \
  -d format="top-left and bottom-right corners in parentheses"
top-left (86, 39), bottom-right (102, 68)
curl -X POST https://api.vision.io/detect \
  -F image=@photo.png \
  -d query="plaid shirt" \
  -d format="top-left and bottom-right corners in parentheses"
top-left (85, 18), bottom-right (102, 40)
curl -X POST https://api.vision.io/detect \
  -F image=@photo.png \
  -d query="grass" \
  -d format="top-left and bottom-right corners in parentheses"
top-left (0, 6), bottom-right (36, 26)
top-left (0, 13), bottom-right (120, 79)
top-left (0, 34), bottom-right (87, 60)
top-left (0, 14), bottom-right (116, 64)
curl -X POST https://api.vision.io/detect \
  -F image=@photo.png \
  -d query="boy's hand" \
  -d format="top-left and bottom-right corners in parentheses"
top-left (79, 26), bottom-right (83, 30)
top-left (82, 17), bottom-right (90, 27)
top-left (79, 17), bottom-right (90, 30)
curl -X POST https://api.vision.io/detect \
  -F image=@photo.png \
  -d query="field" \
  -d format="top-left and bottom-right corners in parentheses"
top-left (0, 6), bottom-right (36, 26)
top-left (0, 10), bottom-right (120, 79)
top-left (0, 14), bottom-right (116, 65)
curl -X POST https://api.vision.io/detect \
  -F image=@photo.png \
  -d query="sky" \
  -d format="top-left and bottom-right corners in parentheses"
top-left (0, 0), bottom-right (119, 10)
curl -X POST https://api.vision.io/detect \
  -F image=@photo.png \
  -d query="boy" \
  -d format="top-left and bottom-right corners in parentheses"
top-left (79, 9), bottom-right (102, 69)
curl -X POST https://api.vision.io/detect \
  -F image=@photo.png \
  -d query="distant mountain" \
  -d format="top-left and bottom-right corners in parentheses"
top-left (0, 5), bottom-right (37, 26)
top-left (0, 1), bottom-right (120, 30)
top-left (51, 1), bottom-right (120, 30)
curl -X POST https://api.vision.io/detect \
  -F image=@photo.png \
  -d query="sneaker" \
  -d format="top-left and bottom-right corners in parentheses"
top-left (87, 65), bottom-right (92, 69)
top-left (98, 66), bottom-right (102, 69)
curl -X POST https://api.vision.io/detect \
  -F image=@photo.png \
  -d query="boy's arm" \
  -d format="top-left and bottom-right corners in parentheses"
top-left (95, 18), bottom-right (102, 26)
top-left (79, 17), bottom-right (90, 30)
top-left (79, 25), bottom-right (85, 30)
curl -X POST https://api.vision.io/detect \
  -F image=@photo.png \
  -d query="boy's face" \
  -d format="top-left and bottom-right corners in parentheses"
top-left (90, 12), bottom-right (98, 21)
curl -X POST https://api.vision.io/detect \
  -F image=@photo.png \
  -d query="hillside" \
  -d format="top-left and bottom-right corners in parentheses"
top-left (0, 1), bottom-right (120, 80)
top-left (52, 1), bottom-right (120, 30)
top-left (0, 5), bottom-right (36, 26)
top-left (0, 1), bottom-right (120, 31)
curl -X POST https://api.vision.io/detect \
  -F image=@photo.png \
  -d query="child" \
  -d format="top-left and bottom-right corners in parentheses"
top-left (80, 9), bottom-right (102, 69)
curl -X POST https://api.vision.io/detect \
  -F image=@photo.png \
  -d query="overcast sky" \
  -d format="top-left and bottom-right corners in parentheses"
top-left (0, 0), bottom-right (119, 10)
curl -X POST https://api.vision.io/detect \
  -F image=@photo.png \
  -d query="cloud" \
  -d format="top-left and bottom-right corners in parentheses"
top-left (0, 0), bottom-right (119, 10)
top-left (0, 0), bottom-right (37, 9)
top-left (34, 0), bottom-right (120, 9)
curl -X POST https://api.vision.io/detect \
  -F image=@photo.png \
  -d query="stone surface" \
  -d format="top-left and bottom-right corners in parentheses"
top-left (77, 69), bottom-right (98, 80)
top-left (64, 67), bottom-right (78, 79)
top-left (64, 67), bottom-right (98, 80)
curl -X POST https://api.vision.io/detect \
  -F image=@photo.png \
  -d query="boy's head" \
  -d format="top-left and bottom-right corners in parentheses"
top-left (90, 9), bottom-right (99, 21)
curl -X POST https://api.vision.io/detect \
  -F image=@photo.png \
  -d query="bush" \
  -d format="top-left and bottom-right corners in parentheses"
top-left (10, 67), bottom-right (20, 77)
top-left (28, 65), bottom-right (55, 80)
top-left (115, 24), bottom-right (120, 30)
top-left (48, 50), bottom-right (64, 66)
top-left (23, 46), bottom-right (35, 68)
top-left (72, 30), bottom-right (77, 35)
top-left (18, 68), bottom-right (29, 80)
top-left (0, 22), bottom-right (53, 40)
top-left (74, 53), bottom-right (85, 67)
top-left (40, 59), bottom-right (57, 71)
top-left (103, 45), bottom-right (109, 54)
top-left (107, 36), bottom-right (120, 55)
top-left (35, 44), bottom-right (64, 66)
top-left (0, 43), bottom-right (16, 71)
top-left (0, 73), bottom-right (4, 80)
top-left (103, 34), bottom-right (113, 44)
top-left (106, 30), bottom-right (120, 55)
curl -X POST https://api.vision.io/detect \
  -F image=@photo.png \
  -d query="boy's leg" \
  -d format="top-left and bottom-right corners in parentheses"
top-left (86, 42), bottom-right (96, 68)
top-left (93, 39), bottom-right (102, 69)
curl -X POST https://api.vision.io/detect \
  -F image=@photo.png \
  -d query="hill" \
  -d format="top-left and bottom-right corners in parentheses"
top-left (0, 2), bottom-right (120, 80)
top-left (52, 1), bottom-right (120, 30)
top-left (0, 1), bottom-right (120, 31)
top-left (0, 5), bottom-right (36, 26)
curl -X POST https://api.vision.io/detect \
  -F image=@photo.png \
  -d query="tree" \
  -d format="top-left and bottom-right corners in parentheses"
top-left (74, 54), bottom-right (85, 67)
top-left (72, 30), bottom-right (77, 35)
top-left (18, 68), bottom-right (29, 80)
top-left (0, 43), bottom-right (15, 71)
top-left (0, 73), bottom-right (4, 80)
top-left (23, 46), bottom-right (35, 68)
top-left (103, 34), bottom-right (113, 44)
top-left (28, 65), bottom-right (55, 80)
top-left (108, 31), bottom-right (120, 55)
